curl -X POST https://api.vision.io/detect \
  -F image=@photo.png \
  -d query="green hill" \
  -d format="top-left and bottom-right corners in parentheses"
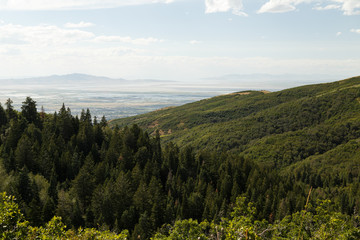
top-left (110, 76), bottom-right (360, 168)
top-left (110, 76), bottom-right (360, 218)
top-left (1, 77), bottom-right (360, 239)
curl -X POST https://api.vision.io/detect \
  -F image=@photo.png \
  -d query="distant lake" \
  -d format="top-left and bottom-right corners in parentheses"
top-left (0, 83), bottom-right (243, 120)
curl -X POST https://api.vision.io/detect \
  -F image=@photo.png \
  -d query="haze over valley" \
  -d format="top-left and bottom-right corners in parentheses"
top-left (0, 73), bottom-right (232, 119)
top-left (0, 73), bottom-right (345, 119)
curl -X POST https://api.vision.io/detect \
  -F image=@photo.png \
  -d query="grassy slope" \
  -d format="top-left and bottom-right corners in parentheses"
top-left (110, 76), bottom-right (360, 169)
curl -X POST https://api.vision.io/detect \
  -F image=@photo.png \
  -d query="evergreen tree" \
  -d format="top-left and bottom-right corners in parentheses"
top-left (72, 154), bottom-right (95, 211)
top-left (57, 103), bottom-right (74, 141)
top-left (16, 167), bottom-right (33, 204)
top-left (14, 135), bottom-right (34, 170)
top-left (5, 98), bottom-right (17, 120)
top-left (21, 97), bottom-right (40, 127)
top-left (100, 115), bottom-right (107, 127)
top-left (0, 103), bottom-right (7, 129)
top-left (25, 180), bottom-right (42, 226)
top-left (132, 211), bottom-right (152, 240)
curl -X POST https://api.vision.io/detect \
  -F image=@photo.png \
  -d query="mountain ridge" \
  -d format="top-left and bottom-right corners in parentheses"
top-left (0, 73), bottom-right (178, 85)
top-left (110, 76), bottom-right (360, 170)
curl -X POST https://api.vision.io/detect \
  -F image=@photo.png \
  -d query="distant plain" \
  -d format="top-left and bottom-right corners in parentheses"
top-left (0, 73), bottom-right (340, 120)
top-left (0, 75), bottom-right (240, 119)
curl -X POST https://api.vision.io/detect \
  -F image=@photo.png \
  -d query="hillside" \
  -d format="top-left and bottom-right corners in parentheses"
top-left (1, 77), bottom-right (360, 239)
top-left (111, 76), bottom-right (360, 168)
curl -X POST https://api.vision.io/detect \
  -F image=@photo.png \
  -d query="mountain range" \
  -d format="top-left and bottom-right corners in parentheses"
top-left (0, 73), bottom-right (349, 90)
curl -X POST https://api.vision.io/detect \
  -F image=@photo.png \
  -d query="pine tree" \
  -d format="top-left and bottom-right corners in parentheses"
top-left (5, 98), bottom-right (17, 120)
top-left (132, 211), bottom-right (152, 240)
top-left (21, 97), bottom-right (40, 127)
top-left (0, 103), bottom-right (7, 128)
top-left (42, 196), bottom-right (56, 223)
top-left (14, 135), bottom-right (34, 170)
top-left (100, 115), bottom-right (107, 128)
top-left (72, 154), bottom-right (95, 211)
top-left (25, 180), bottom-right (42, 226)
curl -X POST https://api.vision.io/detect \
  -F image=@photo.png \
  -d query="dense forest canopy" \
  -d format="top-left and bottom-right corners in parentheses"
top-left (0, 76), bottom-right (360, 239)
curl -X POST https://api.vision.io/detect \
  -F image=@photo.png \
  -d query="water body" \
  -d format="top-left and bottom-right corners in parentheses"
top-left (0, 84), bottom-right (242, 120)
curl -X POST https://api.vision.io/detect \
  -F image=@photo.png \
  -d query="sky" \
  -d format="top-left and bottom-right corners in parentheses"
top-left (0, 0), bottom-right (359, 83)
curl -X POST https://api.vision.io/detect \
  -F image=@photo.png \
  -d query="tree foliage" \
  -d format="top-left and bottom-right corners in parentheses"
top-left (0, 192), bottom-right (128, 239)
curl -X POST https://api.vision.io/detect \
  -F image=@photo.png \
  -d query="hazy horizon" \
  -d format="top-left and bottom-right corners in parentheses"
top-left (0, 73), bottom-right (355, 120)
top-left (0, 0), bottom-right (359, 82)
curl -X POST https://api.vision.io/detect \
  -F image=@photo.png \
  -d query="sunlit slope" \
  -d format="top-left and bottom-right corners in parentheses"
top-left (111, 76), bottom-right (360, 167)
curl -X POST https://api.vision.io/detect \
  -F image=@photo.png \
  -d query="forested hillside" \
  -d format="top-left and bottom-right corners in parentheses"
top-left (111, 77), bottom-right (360, 213)
top-left (0, 76), bottom-right (360, 239)
top-left (0, 97), bottom-right (313, 238)
top-left (110, 77), bottom-right (360, 160)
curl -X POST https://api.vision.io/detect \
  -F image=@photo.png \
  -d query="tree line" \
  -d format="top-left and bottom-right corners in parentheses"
top-left (0, 97), bottom-right (359, 239)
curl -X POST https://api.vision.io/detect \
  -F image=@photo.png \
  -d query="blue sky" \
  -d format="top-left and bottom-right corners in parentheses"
top-left (0, 0), bottom-right (359, 82)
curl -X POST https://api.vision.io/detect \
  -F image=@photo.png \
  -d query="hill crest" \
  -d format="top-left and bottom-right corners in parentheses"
top-left (111, 76), bottom-right (360, 169)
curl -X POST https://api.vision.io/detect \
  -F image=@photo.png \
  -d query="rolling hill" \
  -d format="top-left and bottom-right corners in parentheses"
top-left (110, 76), bottom-right (360, 170)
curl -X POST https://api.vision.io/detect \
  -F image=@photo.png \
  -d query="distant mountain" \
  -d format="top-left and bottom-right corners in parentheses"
top-left (34, 73), bottom-right (123, 82)
top-left (0, 73), bottom-right (123, 85)
top-left (203, 73), bottom-right (345, 82)
top-left (0, 73), bottom-right (177, 86)
top-left (111, 76), bottom-right (360, 171)
top-left (1, 73), bottom-right (350, 90)
top-left (201, 73), bottom-right (348, 89)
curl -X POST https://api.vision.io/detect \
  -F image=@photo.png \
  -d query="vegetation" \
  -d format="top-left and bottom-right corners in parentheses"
top-left (0, 76), bottom-right (359, 239)
top-left (110, 77), bottom-right (360, 163)
top-left (0, 192), bottom-right (128, 239)
top-left (153, 196), bottom-right (360, 240)
top-left (110, 76), bottom-right (360, 227)
top-left (2, 192), bottom-right (359, 239)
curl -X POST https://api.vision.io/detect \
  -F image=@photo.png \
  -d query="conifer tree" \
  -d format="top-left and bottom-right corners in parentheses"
top-left (0, 103), bottom-right (7, 128)
top-left (5, 98), bottom-right (16, 120)
top-left (21, 97), bottom-right (40, 127)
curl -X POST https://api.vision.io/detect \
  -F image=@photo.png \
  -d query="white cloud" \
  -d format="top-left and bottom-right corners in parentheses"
top-left (205, 0), bottom-right (248, 16)
top-left (0, 21), bottom-right (164, 74)
top-left (0, 24), bottom-right (95, 47)
top-left (336, 31), bottom-right (342, 36)
top-left (94, 36), bottom-right (163, 45)
top-left (51, 46), bottom-right (145, 58)
top-left (332, 0), bottom-right (360, 15)
top-left (350, 29), bottom-right (360, 34)
top-left (258, 0), bottom-right (314, 14)
top-left (1, 0), bottom-right (359, 16)
top-left (190, 40), bottom-right (202, 45)
top-left (258, 0), bottom-right (295, 13)
top-left (313, 4), bottom-right (341, 11)
top-left (64, 21), bottom-right (94, 28)
top-left (0, 23), bottom-right (163, 48)
top-left (0, 46), bottom-right (22, 55)
top-left (259, 0), bottom-right (360, 15)
top-left (0, 0), bottom-right (175, 11)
